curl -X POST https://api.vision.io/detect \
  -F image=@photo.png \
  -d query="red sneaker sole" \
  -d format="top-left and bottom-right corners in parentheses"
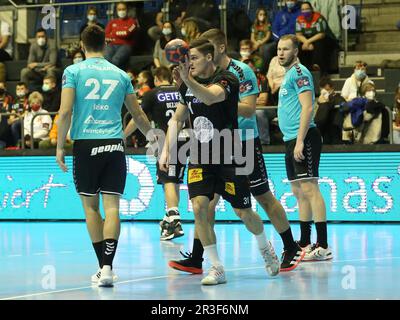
top-left (280, 250), bottom-right (306, 272)
top-left (168, 261), bottom-right (203, 274)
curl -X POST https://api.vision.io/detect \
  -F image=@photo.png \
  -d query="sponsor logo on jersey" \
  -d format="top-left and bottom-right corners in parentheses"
top-left (296, 76), bottom-right (310, 88)
top-left (225, 182), bottom-right (236, 196)
top-left (157, 92), bottom-right (180, 102)
top-left (84, 115), bottom-right (113, 125)
top-left (93, 104), bottom-right (110, 111)
top-left (188, 168), bottom-right (203, 184)
top-left (239, 80), bottom-right (254, 94)
top-left (229, 61), bottom-right (245, 81)
top-left (90, 142), bottom-right (124, 156)
top-left (62, 74), bottom-right (67, 86)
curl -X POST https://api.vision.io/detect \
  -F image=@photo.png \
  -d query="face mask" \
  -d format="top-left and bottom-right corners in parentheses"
top-left (31, 103), bottom-right (41, 112)
top-left (37, 37), bottom-right (46, 46)
top-left (286, 1), bottom-right (295, 9)
top-left (302, 11), bottom-right (313, 19)
top-left (355, 69), bottom-right (366, 79)
top-left (240, 51), bottom-right (251, 59)
top-left (117, 10), bottom-right (127, 18)
top-left (73, 57), bottom-right (83, 64)
top-left (320, 89), bottom-right (330, 99)
top-left (42, 84), bottom-right (51, 92)
top-left (365, 91), bottom-right (375, 100)
top-left (17, 91), bottom-right (26, 98)
top-left (181, 28), bottom-right (186, 37)
top-left (87, 15), bottom-right (96, 22)
top-left (162, 28), bottom-right (172, 36)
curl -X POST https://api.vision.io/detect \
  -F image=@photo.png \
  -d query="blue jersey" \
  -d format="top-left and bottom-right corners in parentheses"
top-left (62, 57), bottom-right (134, 140)
top-left (227, 59), bottom-right (260, 141)
top-left (278, 63), bottom-right (316, 142)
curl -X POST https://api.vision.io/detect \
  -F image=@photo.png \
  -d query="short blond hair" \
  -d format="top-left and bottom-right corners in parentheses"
top-left (279, 34), bottom-right (299, 49)
top-left (28, 91), bottom-right (44, 105)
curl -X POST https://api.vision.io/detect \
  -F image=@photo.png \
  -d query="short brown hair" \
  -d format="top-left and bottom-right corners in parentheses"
top-left (279, 34), bottom-right (299, 49)
top-left (44, 75), bottom-right (57, 84)
top-left (239, 39), bottom-right (253, 48)
top-left (189, 38), bottom-right (215, 59)
top-left (354, 60), bottom-right (367, 69)
top-left (81, 25), bottom-right (105, 53)
top-left (153, 66), bottom-right (171, 83)
top-left (361, 81), bottom-right (375, 94)
top-left (200, 28), bottom-right (227, 47)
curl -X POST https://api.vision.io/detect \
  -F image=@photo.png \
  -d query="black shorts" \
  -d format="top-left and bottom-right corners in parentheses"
top-left (156, 141), bottom-right (188, 185)
top-left (284, 127), bottom-right (322, 182)
top-left (243, 137), bottom-right (270, 196)
top-left (187, 164), bottom-right (251, 209)
top-left (73, 139), bottom-right (127, 196)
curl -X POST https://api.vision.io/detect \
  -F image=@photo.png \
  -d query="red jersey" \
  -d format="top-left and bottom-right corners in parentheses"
top-left (105, 17), bottom-right (138, 46)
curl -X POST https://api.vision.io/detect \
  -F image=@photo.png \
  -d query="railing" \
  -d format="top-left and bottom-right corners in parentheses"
top-left (30, 111), bottom-right (58, 149)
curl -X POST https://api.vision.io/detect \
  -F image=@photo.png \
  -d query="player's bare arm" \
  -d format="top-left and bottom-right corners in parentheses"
top-left (238, 94), bottom-right (257, 118)
top-left (294, 90), bottom-right (313, 162)
top-left (124, 93), bottom-right (155, 142)
top-left (56, 87), bottom-right (75, 172)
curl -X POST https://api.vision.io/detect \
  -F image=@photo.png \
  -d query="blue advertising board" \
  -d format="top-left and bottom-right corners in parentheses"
top-left (0, 153), bottom-right (399, 221)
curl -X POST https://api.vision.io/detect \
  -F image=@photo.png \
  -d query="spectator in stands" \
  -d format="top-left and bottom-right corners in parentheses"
top-left (342, 82), bottom-right (385, 144)
top-left (39, 114), bottom-right (72, 149)
top-left (8, 82), bottom-right (29, 147)
top-left (72, 49), bottom-right (85, 64)
top-left (0, 19), bottom-right (12, 62)
top-left (181, 18), bottom-right (201, 43)
top-left (79, 6), bottom-right (105, 39)
top-left (20, 28), bottom-right (59, 91)
top-left (154, 21), bottom-right (177, 68)
top-left (341, 61), bottom-right (371, 102)
top-left (105, 2), bottom-right (139, 69)
top-left (186, 0), bottom-right (219, 30)
top-left (295, 1), bottom-right (337, 74)
top-left (148, 0), bottom-right (187, 42)
top-left (393, 86), bottom-right (400, 144)
top-left (267, 56), bottom-right (286, 105)
top-left (41, 75), bottom-right (61, 114)
top-left (0, 81), bottom-right (13, 148)
top-left (239, 39), bottom-right (264, 72)
top-left (272, 0), bottom-right (302, 41)
top-left (315, 77), bottom-right (345, 144)
top-left (135, 70), bottom-right (153, 99)
top-left (310, 0), bottom-right (341, 40)
top-left (251, 8), bottom-right (274, 72)
top-left (23, 91), bottom-right (52, 148)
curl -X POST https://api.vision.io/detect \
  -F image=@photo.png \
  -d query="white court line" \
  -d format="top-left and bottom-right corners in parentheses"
top-left (32, 252), bottom-right (48, 256)
top-left (7, 254), bottom-right (22, 258)
top-left (59, 251), bottom-right (74, 254)
top-left (2, 256), bottom-right (400, 301)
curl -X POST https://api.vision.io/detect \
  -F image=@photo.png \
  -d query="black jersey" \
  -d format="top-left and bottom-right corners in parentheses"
top-left (179, 67), bottom-right (240, 164)
top-left (141, 85), bottom-right (181, 133)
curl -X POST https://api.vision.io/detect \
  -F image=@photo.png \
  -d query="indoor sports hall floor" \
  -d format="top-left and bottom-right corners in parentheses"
top-left (0, 221), bottom-right (399, 300)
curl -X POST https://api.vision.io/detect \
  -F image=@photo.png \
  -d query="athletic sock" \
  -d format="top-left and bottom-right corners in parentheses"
top-left (315, 222), bottom-right (328, 249)
top-left (92, 241), bottom-right (104, 268)
top-left (255, 231), bottom-right (268, 250)
top-left (204, 244), bottom-right (222, 267)
top-left (102, 239), bottom-right (118, 269)
top-left (299, 221), bottom-right (312, 247)
top-left (192, 238), bottom-right (204, 261)
top-left (165, 207), bottom-right (179, 222)
top-left (279, 227), bottom-right (296, 251)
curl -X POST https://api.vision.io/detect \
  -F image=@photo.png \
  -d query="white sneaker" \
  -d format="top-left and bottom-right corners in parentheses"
top-left (91, 268), bottom-right (118, 283)
top-left (201, 265), bottom-right (226, 285)
top-left (98, 265), bottom-right (114, 287)
top-left (304, 244), bottom-right (333, 261)
top-left (260, 240), bottom-right (280, 276)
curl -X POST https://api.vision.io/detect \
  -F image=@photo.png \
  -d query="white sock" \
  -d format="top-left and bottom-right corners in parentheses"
top-left (255, 231), bottom-right (268, 250)
top-left (204, 244), bottom-right (222, 267)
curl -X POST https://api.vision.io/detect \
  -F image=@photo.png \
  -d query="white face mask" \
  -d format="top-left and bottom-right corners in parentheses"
top-left (240, 50), bottom-right (251, 59)
top-left (320, 89), bottom-right (330, 99)
top-left (162, 28), bottom-right (172, 36)
top-left (87, 15), bottom-right (96, 22)
top-left (17, 91), bottom-right (26, 98)
top-left (37, 37), bottom-right (46, 46)
top-left (181, 28), bottom-right (186, 36)
top-left (365, 91), bottom-right (375, 100)
top-left (117, 10), bottom-right (127, 18)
